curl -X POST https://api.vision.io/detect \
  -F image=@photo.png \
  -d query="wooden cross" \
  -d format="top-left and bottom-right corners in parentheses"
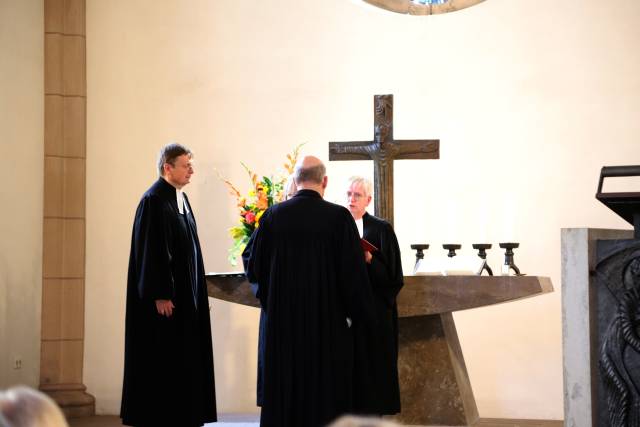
top-left (329, 94), bottom-right (440, 227)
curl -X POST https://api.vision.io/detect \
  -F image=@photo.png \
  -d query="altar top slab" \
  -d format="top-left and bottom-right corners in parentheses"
top-left (206, 273), bottom-right (553, 317)
top-left (399, 275), bottom-right (552, 316)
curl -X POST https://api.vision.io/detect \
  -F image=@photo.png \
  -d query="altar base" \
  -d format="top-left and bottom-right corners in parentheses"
top-left (397, 313), bottom-right (477, 426)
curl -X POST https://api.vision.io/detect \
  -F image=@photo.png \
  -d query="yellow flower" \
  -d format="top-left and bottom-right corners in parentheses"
top-left (229, 226), bottom-right (245, 239)
top-left (219, 145), bottom-right (305, 266)
top-left (255, 210), bottom-right (265, 225)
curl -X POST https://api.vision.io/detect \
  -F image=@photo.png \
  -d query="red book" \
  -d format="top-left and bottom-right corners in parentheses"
top-left (360, 238), bottom-right (378, 252)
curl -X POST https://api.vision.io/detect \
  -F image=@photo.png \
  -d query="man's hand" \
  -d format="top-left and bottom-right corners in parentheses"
top-left (364, 250), bottom-right (372, 264)
top-left (155, 299), bottom-right (175, 317)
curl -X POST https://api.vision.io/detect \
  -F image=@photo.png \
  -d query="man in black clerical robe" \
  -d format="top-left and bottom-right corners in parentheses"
top-left (245, 156), bottom-right (374, 427)
top-left (121, 143), bottom-right (217, 427)
top-left (345, 176), bottom-right (404, 415)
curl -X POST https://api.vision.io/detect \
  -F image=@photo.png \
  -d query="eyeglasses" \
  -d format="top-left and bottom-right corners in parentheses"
top-left (346, 191), bottom-right (365, 201)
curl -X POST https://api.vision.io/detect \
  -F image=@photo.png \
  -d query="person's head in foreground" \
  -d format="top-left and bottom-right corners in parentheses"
top-left (329, 415), bottom-right (402, 427)
top-left (0, 386), bottom-right (68, 427)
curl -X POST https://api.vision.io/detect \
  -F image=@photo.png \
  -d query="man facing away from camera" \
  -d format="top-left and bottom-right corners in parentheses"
top-left (121, 143), bottom-right (217, 427)
top-left (244, 155), bottom-right (374, 427)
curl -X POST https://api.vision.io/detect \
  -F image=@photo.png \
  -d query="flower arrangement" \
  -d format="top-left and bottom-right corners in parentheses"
top-left (220, 145), bottom-right (302, 265)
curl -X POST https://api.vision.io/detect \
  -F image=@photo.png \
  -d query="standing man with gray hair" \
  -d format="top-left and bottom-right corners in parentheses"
top-left (345, 176), bottom-right (404, 416)
top-left (121, 143), bottom-right (217, 427)
top-left (245, 155), bottom-right (374, 427)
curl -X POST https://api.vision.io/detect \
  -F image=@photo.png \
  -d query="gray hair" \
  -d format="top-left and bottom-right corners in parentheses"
top-left (294, 163), bottom-right (326, 185)
top-left (157, 143), bottom-right (192, 176)
top-left (284, 175), bottom-right (298, 200)
top-left (347, 176), bottom-right (373, 198)
top-left (0, 386), bottom-right (69, 427)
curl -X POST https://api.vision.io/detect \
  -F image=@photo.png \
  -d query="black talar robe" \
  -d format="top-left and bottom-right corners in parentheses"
top-left (121, 178), bottom-right (217, 427)
top-left (245, 189), bottom-right (374, 427)
top-left (354, 212), bottom-right (404, 415)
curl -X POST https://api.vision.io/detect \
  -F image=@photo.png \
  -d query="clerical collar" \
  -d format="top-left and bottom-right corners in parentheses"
top-left (294, 189), bottom-right (322, 199)
top-left (355, 217), bottom-right (363, 238)
top-left (160, 177), bottom-right (190, 214)
top-left (176, 189), bottom-right (190, 215)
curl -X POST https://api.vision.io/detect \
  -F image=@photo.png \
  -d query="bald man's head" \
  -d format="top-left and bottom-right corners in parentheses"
top-left (294, 156), bottom-right (326, 185)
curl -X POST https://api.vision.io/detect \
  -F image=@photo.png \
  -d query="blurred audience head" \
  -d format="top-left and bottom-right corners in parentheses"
top-left (0, 386), bottom-right (68, 427)
top-left (329, 415), bottom-right (402, 427)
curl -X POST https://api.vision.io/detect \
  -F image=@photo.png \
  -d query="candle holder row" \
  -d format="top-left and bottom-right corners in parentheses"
top-left (410, 242), bottom-right (523, 276)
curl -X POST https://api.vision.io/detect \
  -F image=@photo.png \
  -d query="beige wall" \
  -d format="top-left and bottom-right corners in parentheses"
top-left (0, 0), bottom-right (44, 388)
top-left (85, 0), bottom-right (640, 419)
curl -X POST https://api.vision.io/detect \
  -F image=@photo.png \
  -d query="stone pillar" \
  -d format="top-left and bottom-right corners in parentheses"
top-left (41, 0), bottom-right (94, 417)
top-left (561, 228), bottom-right (633, 427)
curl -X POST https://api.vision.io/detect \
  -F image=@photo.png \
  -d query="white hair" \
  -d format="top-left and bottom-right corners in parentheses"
top-left (346, 176), bottom-right (373, 198)
top-left (284, 175), bottom-right (297, 200)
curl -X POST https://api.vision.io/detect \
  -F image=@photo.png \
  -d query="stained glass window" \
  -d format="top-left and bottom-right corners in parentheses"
top-left (410, 0), bottom-right (449, 4)
top-left (362, 0), bottom-right (484, 15)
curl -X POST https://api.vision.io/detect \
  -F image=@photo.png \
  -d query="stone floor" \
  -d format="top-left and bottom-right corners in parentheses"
top-left (68, 414), bottom-right (257, 427)
top-left (68, 415), bottom-right (563, 427)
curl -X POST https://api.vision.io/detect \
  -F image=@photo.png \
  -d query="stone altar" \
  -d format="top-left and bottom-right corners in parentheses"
top-left (207, 273), bottom-right (553, 426)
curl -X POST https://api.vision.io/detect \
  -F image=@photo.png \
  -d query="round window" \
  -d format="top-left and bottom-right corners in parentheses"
top-left (362, 0), bottom-right (486, 15)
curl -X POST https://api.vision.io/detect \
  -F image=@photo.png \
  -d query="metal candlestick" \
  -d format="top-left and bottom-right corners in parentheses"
top-left (472, 243), bottom-right (493, 276)
top-left (443, 244), bottom-right (461, 258)
top-left (410, 244), bottom-right (429, 268)
top-left (499, 242), bottom-right (522, 275)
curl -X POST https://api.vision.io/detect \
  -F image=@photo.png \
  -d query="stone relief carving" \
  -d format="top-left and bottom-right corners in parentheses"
top-left (597, 243), bottom-right (640, 427)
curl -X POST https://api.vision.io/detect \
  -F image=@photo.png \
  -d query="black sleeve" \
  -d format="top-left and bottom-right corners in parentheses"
top-left (133, 195), bottom-right (174, 301)
top-left (368, 222), bottom-right (404, 306)
top-left (337, 211), bottom-right (375, 324)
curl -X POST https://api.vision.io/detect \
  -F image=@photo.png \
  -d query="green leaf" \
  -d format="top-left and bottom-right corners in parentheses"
top-left (228, 236), bottom-right (249, 266)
